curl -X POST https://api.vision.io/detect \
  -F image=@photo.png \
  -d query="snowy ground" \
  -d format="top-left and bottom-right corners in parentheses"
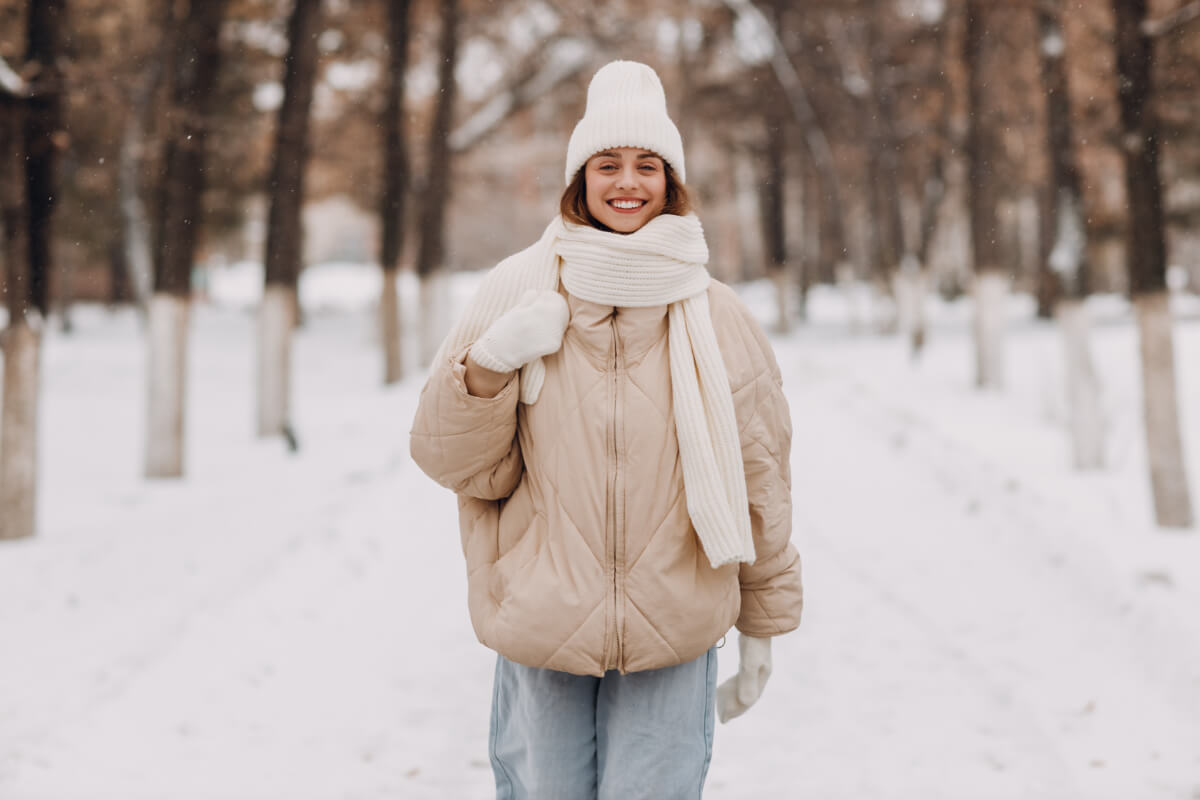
top-left (1, 265), bottom-right (1199, 799)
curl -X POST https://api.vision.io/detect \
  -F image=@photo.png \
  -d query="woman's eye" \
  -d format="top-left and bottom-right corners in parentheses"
top-left (639, 165), bottom-right (658, 172)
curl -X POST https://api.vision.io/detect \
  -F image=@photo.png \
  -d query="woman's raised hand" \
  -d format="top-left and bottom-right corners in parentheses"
top-left (469, 290), bottom-right (570, 374)
top-left (716, 634), bottom-right (773, 723)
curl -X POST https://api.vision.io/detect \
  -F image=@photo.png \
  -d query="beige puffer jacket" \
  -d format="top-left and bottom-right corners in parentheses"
top-left (410, 280), bottom-right (802, 676)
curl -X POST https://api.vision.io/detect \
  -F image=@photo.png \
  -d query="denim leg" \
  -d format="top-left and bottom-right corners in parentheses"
top-left (490, 655), bottom-right (601, 800)
top-left (594, 647), bottom-right (718, 800)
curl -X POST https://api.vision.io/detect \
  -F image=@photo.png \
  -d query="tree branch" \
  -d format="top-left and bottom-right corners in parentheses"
top-left (448, 36), bottom-right (590, 153)
top-left (1143, 0), bottom-right (1200, 37)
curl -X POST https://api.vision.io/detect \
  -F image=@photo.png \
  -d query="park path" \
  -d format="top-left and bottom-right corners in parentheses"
top-left (2, 306), bottom-right (1197, 799)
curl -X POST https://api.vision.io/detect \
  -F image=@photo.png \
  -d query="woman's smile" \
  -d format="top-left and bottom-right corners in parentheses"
top-left (608, 197), bottom-right (647, 212)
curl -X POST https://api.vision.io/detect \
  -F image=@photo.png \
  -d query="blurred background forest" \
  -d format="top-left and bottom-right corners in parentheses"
top-left (3, 2), bottom-right (1200, 795)
top-left (1, 0), bottom-right (1199, 535)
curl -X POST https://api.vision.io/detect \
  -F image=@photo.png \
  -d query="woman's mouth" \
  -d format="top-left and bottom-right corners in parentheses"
top-left (607, 199), bottom-right (646, 213)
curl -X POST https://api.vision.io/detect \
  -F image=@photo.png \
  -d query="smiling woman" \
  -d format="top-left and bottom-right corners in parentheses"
top-left (410, 59), bottom-right (802, 799)
top-left (559, 148), bottom-right (691, 234)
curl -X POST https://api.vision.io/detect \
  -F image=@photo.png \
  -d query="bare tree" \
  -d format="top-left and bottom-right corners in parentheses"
top-left (259, 0), bottom-right (321, 440)
top-left (146, 0), bottom-right (229, 478)
top-left (0, 0), bottom-right (64, 540)
top-left (380, 0), bottom-right (412, 385)
top-left (963, 0), bottom-right (1008, 389)
top-left (1, 53), bottom-right (36, 542)
top-left (117, 0), bottom-right (176, 313)
top-left (723, 0), bottom-right (852, 303)
top-left (413, 0), bottom-right (460, 366)
top-left (1037, 0), bottom-right (1104, 470)
top-left (1111, 0), bottom-right (1194, 528)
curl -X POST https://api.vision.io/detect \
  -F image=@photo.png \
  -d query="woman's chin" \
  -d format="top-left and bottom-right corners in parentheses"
top-left (599, 212), bottom-right (646, 233)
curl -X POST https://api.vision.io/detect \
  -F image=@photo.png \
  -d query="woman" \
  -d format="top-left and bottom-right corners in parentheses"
top-left (410, 60), bottom-right (802, 799)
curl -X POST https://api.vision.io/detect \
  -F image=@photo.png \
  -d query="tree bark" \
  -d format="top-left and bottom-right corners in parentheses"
top-left (964, 0), bottom-right (1008, 389)
top-left (146, 0), bottom-right (228, 478)
top-left (259, 0), bottom-right (321, 436)
top-left (865, 3), bottom-right (905, 322)
top-left (380, 0), bottom-right (412, 384)
top-left (1, 81), bottom-right (36, 541)
top-left (118, 0), bottom-right (177, 312)
top-left (761, 75), bottom-right (789, 333)
top-left (1112, 0), bottom-right (1194, 528)
top-left (0, 1), bottom-right (63, 540)
top-left (414, 0), bottom-right (460, 365)
top-left (24, 0), bottom-right (66, 318)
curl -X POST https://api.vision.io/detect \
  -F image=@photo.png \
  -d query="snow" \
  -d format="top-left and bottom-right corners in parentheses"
top-left (1, 265), bottom-right (1199, 799)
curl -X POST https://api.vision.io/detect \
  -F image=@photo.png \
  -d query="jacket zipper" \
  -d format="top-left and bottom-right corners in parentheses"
top-left (605, 318), bottom-right (626, 672)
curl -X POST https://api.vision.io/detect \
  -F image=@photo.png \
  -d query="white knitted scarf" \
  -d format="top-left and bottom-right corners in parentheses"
top-left (434, 213), bottom-right (755, 568)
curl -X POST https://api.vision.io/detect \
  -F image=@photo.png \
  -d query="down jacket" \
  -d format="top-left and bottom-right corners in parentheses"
top-left (410, 280), bottom-right (803, 676)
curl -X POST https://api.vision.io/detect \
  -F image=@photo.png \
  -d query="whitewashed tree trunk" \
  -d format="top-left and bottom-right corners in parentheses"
top-left (381, 269), bottom-right (403, 384)
top-left (836, 261), bottom-right (861, 335)
top-left (419, 272), bottom-right (448, 367)
top-left (257, 284), bottom-right (294, 436)
top-left (1056, 299), bottom-right (1105, 469)
top-left (893, 254), bottom-right (928, 358)
top-left (0, 320), bottom-right (41, 540)
top-left (1134, 291), bottom-right (1194, 528)
top-left (118, 115), bottom-right (153, 309)
top-left (771, 268), bottom-right (791, 334)
top-left (145, 292), bottom-right (189, 478)
top-left (973, 271), bottom-right (1008, 389)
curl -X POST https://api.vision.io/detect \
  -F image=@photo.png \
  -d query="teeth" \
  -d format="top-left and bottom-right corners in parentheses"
top-left (611, 200), bottom-right (644, 209)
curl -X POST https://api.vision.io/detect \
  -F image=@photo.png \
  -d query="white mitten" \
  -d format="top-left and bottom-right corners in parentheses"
top-left (717, 634), bottom-right (773, 723)
top-left (469, 290), bottom-right (570, 373)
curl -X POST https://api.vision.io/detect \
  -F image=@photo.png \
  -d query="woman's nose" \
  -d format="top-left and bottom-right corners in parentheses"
top-left (615, 165), bottom-right (638, 189)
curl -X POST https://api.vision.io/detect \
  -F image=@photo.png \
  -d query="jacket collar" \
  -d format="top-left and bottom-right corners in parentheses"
top-left (563, 291), bottom-right (669, 364)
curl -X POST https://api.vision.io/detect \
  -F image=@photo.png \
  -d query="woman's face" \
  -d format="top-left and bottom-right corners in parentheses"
top-left (584, 148), bottom-right (668, 233)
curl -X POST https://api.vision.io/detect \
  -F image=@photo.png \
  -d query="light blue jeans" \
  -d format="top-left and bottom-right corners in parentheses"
top-left (488, 646), bottom-right (717, 800)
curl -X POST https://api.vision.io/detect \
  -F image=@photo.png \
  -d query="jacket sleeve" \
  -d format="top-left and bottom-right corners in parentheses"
top-left (713, 285), bottom-right (803, 637)
top-left (409, 347), bottom-right (525, 501)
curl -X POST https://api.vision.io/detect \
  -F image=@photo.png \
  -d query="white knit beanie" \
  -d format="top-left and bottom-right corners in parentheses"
top-left (563, 60), bottom-right (686, 185)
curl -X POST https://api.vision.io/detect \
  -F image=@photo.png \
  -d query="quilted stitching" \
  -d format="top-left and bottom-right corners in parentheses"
top-left (409, 282), bottom-right (802, 675)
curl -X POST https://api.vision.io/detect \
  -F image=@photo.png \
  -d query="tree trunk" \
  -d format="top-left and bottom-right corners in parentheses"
top-left (906, 158), bottom-right (946, 359)
top-left (117, 0), bottom-right (174, 313)
top-left (972, 272), bottom-right (1007, 389)
top-left (146, 0), bottom-right (228, 478)
top-left (1056, 299), bottom-right (1105, 469)
top-left (1134, 293), bottom-right (1194, 528)
top-left (259, 0), bottom-right (320, 437)
top-left (380, 0), bottom-right (412, 384)
top-left (145, 292), bottom-right (189, 478)
top-left (0, 321), bottom-right (41, 541)
top-left (761, 79), bottom-right (789, 333)
top-left (1, 86), bottom-right (36, 540)
top-left (0, 0), bottom-right (63, 540)
top-left (964, 0), bottom-right (1008, 389)
top-left (24, 0), bottom-right (66, 318)
top-left (257, 284), bottom-right (294, 437)
top-left (414, 0), bottom-right (460, 365)
top-left (1112, 0), bottom-right (1194, 528)
top-left (865, 3), bottom-right (905, 335)
top-left (1039, 0), bottom-right (1104, 470)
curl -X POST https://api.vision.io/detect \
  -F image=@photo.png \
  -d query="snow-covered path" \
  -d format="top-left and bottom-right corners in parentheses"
top-left (1, 288), bottom-right (1198, 799)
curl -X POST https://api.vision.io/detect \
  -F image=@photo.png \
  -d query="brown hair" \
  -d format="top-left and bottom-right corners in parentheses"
top-left (560, 159), bottom-right (692, 232)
